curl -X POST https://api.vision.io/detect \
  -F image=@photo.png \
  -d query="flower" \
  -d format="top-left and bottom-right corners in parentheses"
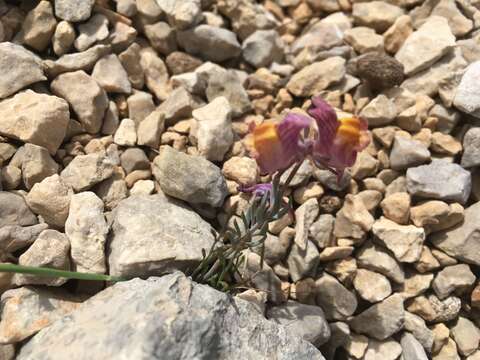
top-left (238, 183), bottom-right (273, 197)
top-left (246, 113), bottom-right (311, 175)
top-left (308, 96), bottom-right (370, 179)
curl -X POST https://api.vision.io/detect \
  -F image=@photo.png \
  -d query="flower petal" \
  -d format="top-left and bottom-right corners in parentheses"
top-left (238, 183), bottom-right (273, 197)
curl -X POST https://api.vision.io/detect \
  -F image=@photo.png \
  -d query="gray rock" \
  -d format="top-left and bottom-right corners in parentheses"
top-left (404, 311), bottom-right (434, 352)
top-left (309, 214), bottom-right (335, 249)
top-left (66, 192), bottom-right (108, 274)
top-left (0, 223), bottom-right (47, 254)
top-left (177, 24), bottom-right (241, 62)
top-left (92, 54), bottom-right (131, 94)
top-left (137, 110), bottom-right (165, 149)
top-left (119, 43), bottom-right (144, 89)
top-left (454, 61), bottom-right (480, 118)
top-left (401, 332), bottom-right (429, 360)
top-left (0, 90), bottom-right (69, 155)
top-left (350, 294), bottom-right (405, 340)
top-left (127, 90), bottom-right (156, 125)
top-left (0, 42), bottom-right (46, 99)
top-left (461, 127), bottom-right (480, 168)
top-left (15, 230), bottom-right (71, 286)
top-left (287, 240), bottom-right (319, 282)
top-left (242, 29), bottom-right (283, 68)
top-left (74, 14), bottom-right (109, 52)
top-left (206, 69), bottom-right (251, 118)
top-left (15, 1), bottom-right (57, 52)
top-left (108, 195), bottom-right (215, 278)
top-left (26, 174), bottom-right (73, 228)
top-left (51, 70), bottom-right (109, 134)
top-left (450, 316), bottom-right (480, 356)
top-left (21, 143), bottom-right (59, 190)
top-left (18, 273), bottom-right (324, 360)
top-left (359, 95), bottom-right (397, 127)
top-left (157, 86), bottom-right (201, 125)
top-left (432, 264), bottom-right (475, 299)
top-left (267, 300), bottom-right (331, 347)
top-left (294, 198), bottom-right (319, 248)
top-left (192, 97), bottom-right (234, 161)
top-left (406, 160), bottom-right (472, 204)
top-left (0, 345), bottom-right (14, 360)
top-left (44, 45), bottom-right (112, 78)
top-left (54, 0), bottom-right (95, 22)
top-left (315, 273), bottom-right (357, 321)
top-left (144, 22), bottom-right (177, 56)
top-left (155, 0), bottom-right (202, 30)
top-left (61, 152), bottom-right (115, 192)
top-left (291, 21), bottom-right (344, 56)
top-left (357, 241), bottom-right (405, 284)
top-left (153, 146), bottom-right (228, 207)
top-left (353, 269), bottom-right (392, 303)
top-left (390, 135), bottom-right (431, 171)
top-left (94, 171), bottom-right (128, 211)
top-left (0, 287), bottom-right (81, 344)
top-left (395, 16), bottom-right (455, 76)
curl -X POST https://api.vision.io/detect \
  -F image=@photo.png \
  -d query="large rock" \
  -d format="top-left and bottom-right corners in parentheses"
top-left (54, 0), bottom-right (95, 22)
top-left (51, 70), bottom-right (109, 134)
top-left (432, 264), bottom-right (475, 299)
top-left (0, 90), bottom-right (69, 154)
top-left (153, 146), bottom-right (228, 207)
top-left (395, 16), bottom-right (455, 76)
top-left (389, 135), bottom-right (430, 171)
top-left (177, 24), bottom-right (241, 62)
top-left (0, 224), bottom-right (47, 254)
top-left (0, 43), bottom-right (46, 99)
top-left (21, 143), bottom-right (59, 190)
top-left (242, 29), bottom-right (283, 68)
top-left (108, 195), bottom-right (215, 278)
top-left (406, 160), bottom-right (471, 204)
top-left (315, 273), bottom-right (357, 321)
top-left (454, 61), bottom-right (480, 118)
top-left (431, 201), bottom-right (480, 265)
top-left (65, 192), bottom-right (108, 274)
top-left (18, 273), bottom-right (324, 360)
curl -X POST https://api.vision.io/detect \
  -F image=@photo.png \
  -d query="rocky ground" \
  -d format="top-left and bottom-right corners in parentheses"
top-left (1, 0), bottom-right (480, 359)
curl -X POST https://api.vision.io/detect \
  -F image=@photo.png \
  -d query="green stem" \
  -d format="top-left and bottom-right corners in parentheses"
top-left (0, 263), bottom-right (126, 282)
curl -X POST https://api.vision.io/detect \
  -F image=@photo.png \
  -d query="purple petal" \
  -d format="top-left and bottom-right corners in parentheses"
top-left (238, 183), bottom-right (273, 197)
top-left (308, 97), bottom-right (338, 153)
top-left (276, 113), bottom-right (312, 161)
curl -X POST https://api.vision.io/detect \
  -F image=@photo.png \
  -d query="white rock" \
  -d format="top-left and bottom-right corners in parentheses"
top-left (92, 54), bottom-right (132, 94)
top-left (114, 119), bottom-right (137, 146)
top-left (353, 269), bottom-right (392, 303)
top-left (454, 61), bottom-right (480, 118)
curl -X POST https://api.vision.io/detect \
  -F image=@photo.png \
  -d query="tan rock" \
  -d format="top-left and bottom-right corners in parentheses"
top-left (293, 182), bottom-right (324, 204)
top-left (431, 323), bottom-right (450, 354)
top-left (334, 194), bottom-right (374, 239)
top-left (344, 27), bottom-right (384, 54)
top-left (431, 132), bottom-right (462, 155)
top-left (380, 192), bottom-right (410, 225)
top-left (384, 15), bottom-right (413, 54)
top-left (354, 269), bottom-right (392, 303)
top-left (222, 156), bottom-right (259, 186)
top-left (415, 246), bottom-right (441, 273)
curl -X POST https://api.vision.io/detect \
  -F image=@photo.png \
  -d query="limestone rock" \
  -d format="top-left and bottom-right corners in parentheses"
top-left (287, 240), bottom-right (320, 282)
top-left (0, 42), bottom-right (46, 99)
top-left (350, 294), bottom-right (405, 340)
top-left (432, 264), bottom-right (475, 299)
top-left (17, 273), bottom-right (323, 360)
top-left (454, 61), bottom-right (480, 118)
top-left (26, 174), bottom-right (72, 228)
top-left (54, 0), bottom-right (95, 22)
top-left (21, 144), bottom-right (59, 190)
top-left (92, 54), bottom-right (131, 94)
top-left (315, 273), bottom-right (357, 321)
top-left (401, 332), bottom-right (429, 360)
top-left (242, 29), bottom-right (283, 68)
top-left (359, 94), bottom-right (397, 126)
top-left (74, 14), bottom-right (109, 52)
top-left (0, 192), bottom-right (37, 228)
top-left (461, 127), bottom-right (480, 168)
top-left (0, 90), bottom-right (69, 154)
top-left (357, 242), bottom-right (405, 284)
top-left (352, 1), bottom-right (404, 33)
top-left (353, 269), bottom-right (392, 303)
top-left (52, 21), bottom-right (75, 56)
top-left (65, 192), bottom-right (108, 274)
top-left (51, 70), bottom-right (109, 134)
top-left (153, 146), bottom-right (228, 207)
top-left (364, 339), bottom-right (402, 360)
top-left (0, 224), bottom-right (47, 254)
top-left (395, 16), bottom-right (455, 76)
top-left (344, 27), bottom-right (384, 54)
top-left (222, 156), bottom-right (259, 186)
top-left (390, 135), bottom-right (431, 171)
top-left (450, 316), bottom-right (480, 356)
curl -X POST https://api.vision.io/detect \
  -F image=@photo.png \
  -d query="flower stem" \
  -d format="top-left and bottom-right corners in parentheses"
top-left (0, 263), bottom-right (125, 282)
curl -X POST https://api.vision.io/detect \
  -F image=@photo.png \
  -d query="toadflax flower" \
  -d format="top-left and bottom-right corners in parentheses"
top-left (241, 96), bottom-right (370, 195)
top-left (308, 96), bottom-right (370, 179)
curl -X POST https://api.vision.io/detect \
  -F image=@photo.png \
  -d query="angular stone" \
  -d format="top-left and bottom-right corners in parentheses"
top-left (309, 214), bottom-right (335, 249)
top-left (177, 24), bottom-right (241, 62)
top-left (380, 192), bottom-right (410, 225)
top-left (0, 90), bottom-right (69, 154)
top-left (364, 339), bottom-right (402, 360)
top-left (15, 1), bottom-right (57, 52)
top-left (450, 317), bottom-right (480, 356)
top-left (52, 20), bottom-right (75, 56)
top-left (65, 192), bottom-right (108, 274)
top-left (431, 0), bottom-right (473, 37)
top-left (118, 43), bottom-right (144, 89)
top-left (0, 224), bottom-right (47, 254)
top-left (404, 311), bottom-right (434, 352)
top-left (74, 14), bottom-right (109, 52)
top-left (127, 91), bottom-right (156, 126)
top-left (350, 294), bottom-right (404, 340)
top-left (153, 146), bottom-right (228, 207)
top-left (15, 230), bottom-right (70, 287)
top-left (343, 333), bottom-right (368, 359)
top-left (454, 61), bottom-right (480, 118)
top-left (461, 127), bottom-right (480, 168)
top-left (155, 0), bottom-right (202, 30)
top-left (51, 70), bottom-right (109, 134)
top-left (222, 156), bottom-right (259, 186)
top-left (359, 94), bottom-right (397, 126)
top-left (407, 294), bottom-right (461, 323)
top-left (353, 269), bottom-right (392, 303)
top-left (344, 27), bottom-right (384, 54)
top-left (390, 135), bottom-right (430, 171)
top-left (334, 194), bottom-right (374, 239)
top-left (352, 1), bottom-right (404, 33)
top-left (372, 217), bottom-right (425, 263)
top-left (92, 54), bottom-right (131, 94)
top-left (267, 300), bottom-right (330, 347)
top-left (242, 29), bottom-right (283, 68)
top-left (407, 160), bottom-right (471, 204)
top-left (432, 338), bottom-right (460, 360)
top-left (21, 144), bottom-right (59, 190)
top-left (0, 42), bottom-right (46, 99)
top-left (384, 15), bottom-right (413, 54)
top-left (395, 16), bottom-right (455, 76)
top-left (17, 273), bottom-right (323, 360)
top-left (61, 152), bottom-right (115, 192)
top-left (54, 0), bottom-right (94, 22)
top-left (294, 198), bottom-right (319, 248)
top-left (192, 97), bottom-right (233, 161)
top-left (139, 47), bottom-right (170, 101)
top-left (113, 118), bottom-right (136, 146)
top-left (137, 110), bottom-right (165, 149)
top-left (401, 332), bottom-right (428, 360)
top-left (144, 22), bottom-right (177, 56)
top-left (287, 240), bottom-right (320, 282)
top-left (286, 57), bottom-right (346, 97)
top-left (357, 242), bottom-right (405, 284)
top-left (26, 174), bottom-right (72, 228)
top-left (315, 273), bottom-right (357, 321)
top-left (205, 69), bottom-right (251, 118)
top-left (157, 86), bottom-right (200, 125)
top-left (432, 264), bottom-right (475, 299)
